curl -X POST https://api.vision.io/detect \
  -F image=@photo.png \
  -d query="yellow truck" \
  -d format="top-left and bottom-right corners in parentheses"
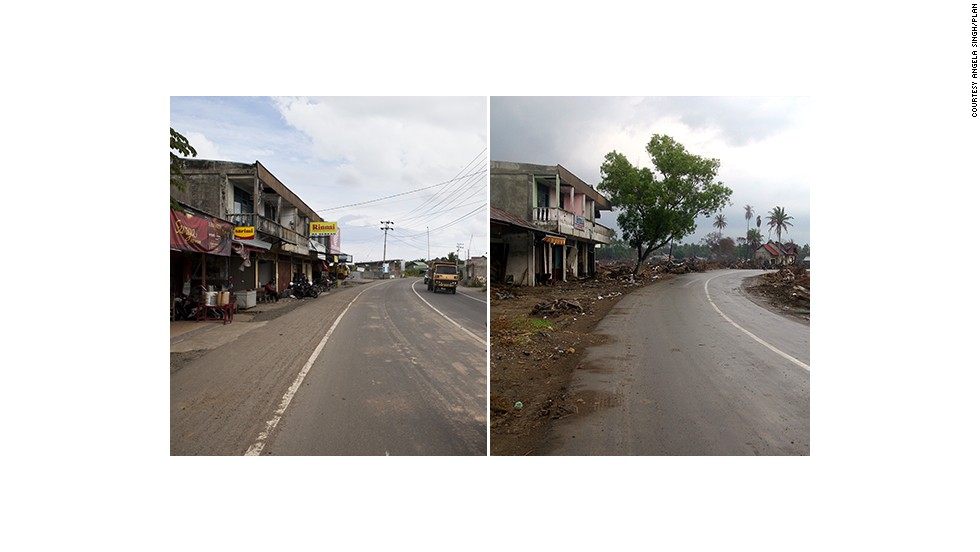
top-left (426, 262), bottom-right (459, 294)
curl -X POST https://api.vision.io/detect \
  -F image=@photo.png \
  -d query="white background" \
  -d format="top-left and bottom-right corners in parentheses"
top-left (2, 1), bottom-right (977, 550)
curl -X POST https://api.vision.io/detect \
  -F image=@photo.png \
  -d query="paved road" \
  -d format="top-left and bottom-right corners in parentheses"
top-left (171, 279), bottom-right (487, 456)
top-left (544, 269), bottom-right (809, 456)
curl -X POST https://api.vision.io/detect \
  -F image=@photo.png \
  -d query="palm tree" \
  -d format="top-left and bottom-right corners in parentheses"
top-left (743, 204), bottom-right (754, 235)
top-left (766, 206), bottom-right (794, 244)
top-left (746, 228), bottom-right (763, 252)
top-left (713, 213), bottom-right (727, 234)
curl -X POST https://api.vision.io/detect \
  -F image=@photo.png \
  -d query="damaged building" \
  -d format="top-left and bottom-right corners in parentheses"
top-left (490, 161), bottom-right (614, 286)
top-left (170, 159), bottom-right (350, 307)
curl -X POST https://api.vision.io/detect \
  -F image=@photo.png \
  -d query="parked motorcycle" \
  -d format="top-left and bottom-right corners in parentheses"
top-left (314, 273), bottom-right (333, 294)
top-left (289, 273), bottom-right (319, 299)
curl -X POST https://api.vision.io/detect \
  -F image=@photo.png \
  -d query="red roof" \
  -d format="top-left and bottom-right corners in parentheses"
top-left (761, 243), bottom-right (782, 256)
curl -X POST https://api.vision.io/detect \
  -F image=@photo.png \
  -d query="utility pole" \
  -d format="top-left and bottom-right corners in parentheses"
top-left (456, 242), bottom-right (464, 270)
top-left (381, 220), bottom-right (394, 276)
top-left (427, 226), bottom-right (430, 262)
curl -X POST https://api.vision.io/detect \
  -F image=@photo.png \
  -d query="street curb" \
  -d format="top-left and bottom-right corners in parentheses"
top-left (170, 322), bottom-right (221, 345)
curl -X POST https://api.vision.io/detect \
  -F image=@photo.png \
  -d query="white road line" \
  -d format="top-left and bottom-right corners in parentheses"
top-left (411, 281), bottom-right (487, 347)
top-left (244, 284), bottom-right (377, 456)
top-left (704, 274), bottom-right (810, 372)
top-left (457, 290), bottom-right (488, 304)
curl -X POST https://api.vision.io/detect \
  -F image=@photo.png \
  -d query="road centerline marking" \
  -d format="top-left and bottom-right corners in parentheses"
top-left (704, 274), bottom-right (810, 372)
top-left (244, 284), bottom-right (377, 456)
top-left (411, 281), bottom-right (486, 347)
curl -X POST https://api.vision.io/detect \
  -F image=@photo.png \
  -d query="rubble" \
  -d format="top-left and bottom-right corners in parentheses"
top-left (745, 264), bottom-right (810, 320)
top-left (491, 260), bottom-right (668, 455)
top-left (492, 259), bottom-right (810, 455)
top-left (531, 299), bottom-right (584, 316)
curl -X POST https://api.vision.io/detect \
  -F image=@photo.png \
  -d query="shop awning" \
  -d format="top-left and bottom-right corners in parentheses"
top-left (233, 238), bottom-right (272, 250)
top-left (542, 235), bottom-right (566, 245)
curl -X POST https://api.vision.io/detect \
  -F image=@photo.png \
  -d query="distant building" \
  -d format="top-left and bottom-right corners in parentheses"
top-left (463, 256), bottom-right (488, 286)
top-left (352, 259), bottom-right (405, 279)
top-left (754, 241), bottom-right (798, 267)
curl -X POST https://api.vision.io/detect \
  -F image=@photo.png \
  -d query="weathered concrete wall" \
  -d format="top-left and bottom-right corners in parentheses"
top-left (490, 172), bottom-right (532, 220)
top-left (464, 257), bottom-right (488, 285)
top-left (174, 159), bottom-right (255, 219)
top-left (174, 172), bottom-right (226, 217)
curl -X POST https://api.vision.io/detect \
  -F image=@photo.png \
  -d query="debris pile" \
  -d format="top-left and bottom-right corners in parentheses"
top-left (728, 258), bottom-right (761, 269)
top-left (643, 258), bottom-right (715, 275)
top-left (490, 286), bottom-right (521, 301)
top-left (748, 265), bottom-right (810, 315)
top-left (531, 299), bottom-right (584, 316)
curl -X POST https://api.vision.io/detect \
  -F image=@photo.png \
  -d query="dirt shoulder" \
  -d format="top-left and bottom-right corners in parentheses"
top-left (489, 261), bottom-right (700, 455)
top-left (741, 266), bottom-right (810, 325)
top-left (489, 261), bottom-right (810, 455)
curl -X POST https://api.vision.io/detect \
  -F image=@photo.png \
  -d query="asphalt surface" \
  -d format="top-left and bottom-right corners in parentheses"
top-left (171, 279), bottom-right (487, 456)
top-left (543, 269), bottom-right (809, 456)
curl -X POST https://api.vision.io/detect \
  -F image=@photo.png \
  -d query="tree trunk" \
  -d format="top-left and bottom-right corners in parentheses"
top-left (632, 244), bottom-right (654, 275)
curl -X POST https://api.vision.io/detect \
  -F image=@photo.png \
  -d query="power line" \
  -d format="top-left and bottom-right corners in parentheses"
top-left (396, 164), bottom-right (487, 225)
top-left (313, 169), bottom-right (485, 213)
top-left (397, 203), bottom-right (486, 239)
top-left (395, 149), bottom-right (487, 220)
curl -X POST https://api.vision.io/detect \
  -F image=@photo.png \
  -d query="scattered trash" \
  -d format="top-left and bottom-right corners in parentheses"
top-left (514, 401), bottom-right (523, 409)
top-left (531, 299), bottom-right (584, 316)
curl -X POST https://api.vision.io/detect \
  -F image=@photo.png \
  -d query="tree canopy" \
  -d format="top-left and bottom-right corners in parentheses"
top-left (766, 205), bottom-right (794, 243)
top-left (598, 134), bottom-right (732, 274)
top-left (170, 127), bottom-right (197, 210)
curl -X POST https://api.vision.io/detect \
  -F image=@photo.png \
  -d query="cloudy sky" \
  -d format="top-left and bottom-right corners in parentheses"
top-left (490, 97), bottom-right (811, 248)
top-left (171, 97), bottom-right (488, 263)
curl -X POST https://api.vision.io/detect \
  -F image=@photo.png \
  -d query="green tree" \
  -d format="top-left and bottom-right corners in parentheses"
top-left (713, 213), bottom-right (727, 234)
top-left (598, 134), bottom-right (733, 274)
top-left (596, 237), bottom-right (633, 261)
top-left (766, 206), bottom-right (794, 243)
top-left (170, 128), bottom-right (197, 211)
top-left (744, 204), bottom-right (754, 235)
top-left (746, 228), bottom-right (763, 254)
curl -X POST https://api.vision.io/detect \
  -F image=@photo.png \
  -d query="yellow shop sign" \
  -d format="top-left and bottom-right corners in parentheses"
top-left (310, 221), bottom-right (338, 235)
top-left (234, 226), bottom-right (255, 240)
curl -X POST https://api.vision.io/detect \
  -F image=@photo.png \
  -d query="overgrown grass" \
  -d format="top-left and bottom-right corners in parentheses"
top-left (490, 315), bottom-right (553, 346)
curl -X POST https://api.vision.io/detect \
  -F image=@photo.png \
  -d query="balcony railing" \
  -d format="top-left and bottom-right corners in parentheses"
top-left (532, 207), bottom-right (613, 244)
top-left (227, 213), bottom-right (308, 250)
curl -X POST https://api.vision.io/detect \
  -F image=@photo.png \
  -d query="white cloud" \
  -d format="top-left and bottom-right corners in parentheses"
top-left (490, 96), bottom-right (812, 246)
top-left (172, 96), bottom-right (488, 262)
top-left (184, 131), bottom-right (220, 160)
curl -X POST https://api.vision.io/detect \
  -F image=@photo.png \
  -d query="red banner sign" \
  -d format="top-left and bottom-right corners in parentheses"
top-left (170, 209), bottom-right (233, 256)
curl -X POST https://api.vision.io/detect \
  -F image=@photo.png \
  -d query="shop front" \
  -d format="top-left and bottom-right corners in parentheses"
top-left (170, 208), bottom-right (234, 297)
